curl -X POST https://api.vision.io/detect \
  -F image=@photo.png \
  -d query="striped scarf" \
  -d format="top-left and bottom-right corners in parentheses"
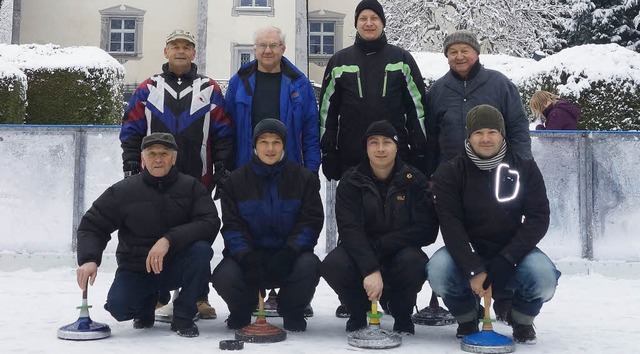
top-left (465, 139), bottom-right (507, 171)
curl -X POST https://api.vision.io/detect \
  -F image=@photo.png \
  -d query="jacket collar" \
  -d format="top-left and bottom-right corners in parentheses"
top-left (450, 59), bottom-right (482, 82)
top-left (162, 63), bottom-right (198, 81)
top-left (355, 31), bottom-right (388, 54)
top-left (249, 152), bottom-right (288, 178)
top-left (142, 166), bottom-right (179, 191)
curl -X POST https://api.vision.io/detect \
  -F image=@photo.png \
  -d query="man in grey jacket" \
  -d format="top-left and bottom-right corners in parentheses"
top-left (424, 30), bottom-right (532, 178)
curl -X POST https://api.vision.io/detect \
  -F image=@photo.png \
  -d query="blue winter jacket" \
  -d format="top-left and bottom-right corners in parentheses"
top-left (225, 57), bottom-right (321, 172)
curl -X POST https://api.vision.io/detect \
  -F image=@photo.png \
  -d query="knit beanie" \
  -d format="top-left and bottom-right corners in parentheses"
top-left (354, 0), bottom-right (386, 28)
top-left (466, 105), bottom-right (506, 137)
top-left (443, 30), bottom-right (481, 56)
top-left (363, 120), bottom-right (398, 146)
top-left (253, 118), bottom-right (287, 146)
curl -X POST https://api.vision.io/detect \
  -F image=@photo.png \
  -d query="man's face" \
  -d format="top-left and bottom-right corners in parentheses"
top-left (255, 133), bottom-right (284, 165)
top-left (446, 43), bottom-right (479, 79)
top-left (142, 145), bottom-right (177, 177)
top-left (366, 135), bottom-right (397, 170)
top-left (164, 39), bottom-right (196, 73)
top-left (468, 128), bottom-right (504, 159)
top-left (254, 30), bottom-right (285, 73)
top-left (356, 9), bottom-right (384, 41)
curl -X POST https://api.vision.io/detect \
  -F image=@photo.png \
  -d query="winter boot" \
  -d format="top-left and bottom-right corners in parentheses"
top-left (171, 316), bottom-right (199, 337)
top-left (197, 299), bottom-right (217, 319)
top-left (335, 304), bottom-right (350, 318)
top-left (456, 319), bottom-right (479, 338)
top-left (393, 315), bottom-right (415, 335)
top-left (345, 313), bottom-right (367, 332)
top-left (512, 321), bottom-right (537, 344)
top-left (226, 308), bottom-right (252, 330)
top-left (133, 293), bottom-right (157, 329)
top-left (283, 315), bottom-right (307, 332)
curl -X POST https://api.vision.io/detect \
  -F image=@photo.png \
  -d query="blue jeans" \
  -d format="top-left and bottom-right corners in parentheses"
top-left (105, 241), bottom-right (213, 322)
top-left (427, 247), bottom-right (560, 323)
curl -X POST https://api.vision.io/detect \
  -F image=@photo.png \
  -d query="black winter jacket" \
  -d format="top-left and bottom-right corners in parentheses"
top-left (432, 150), bottom-right (549, 278)
top-left (319, 33), bottom-right (428, 173)
top-left (77, 167), bottom-right (220, 273)
top-left (336, 158), bottom-right (438, 277)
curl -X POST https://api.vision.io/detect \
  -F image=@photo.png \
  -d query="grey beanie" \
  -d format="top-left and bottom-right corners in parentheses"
top-left (466, 105), bottom-right (506, 137)
top-left (443, 30), bottom-right (481, 56)
top-left (253, 118), bottom-right (287, 146)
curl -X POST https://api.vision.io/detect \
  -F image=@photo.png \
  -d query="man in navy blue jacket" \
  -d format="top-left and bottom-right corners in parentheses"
top-left (212, 119), bottom-right (324, 332)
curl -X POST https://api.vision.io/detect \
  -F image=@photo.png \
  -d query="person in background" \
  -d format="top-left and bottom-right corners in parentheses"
top-left (427, 105), bottom-right (560, 344)
top-left (119, 29), bottom-right (234, 320)
top-left (321, 121), bottom-right (438, 335)
top-left (530, 90), bottom-right (580, 130)
top-left (76, 133), bottom-right (220, 338)
top-left (225, 25), bottom-right (320, 173)
top-left (212, 119), bottom-right (324, 332)
top-left (424, 30), bottom-right (532, 179)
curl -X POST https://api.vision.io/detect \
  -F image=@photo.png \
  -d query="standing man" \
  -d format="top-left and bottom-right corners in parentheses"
top-left (212, 119), bottom-right (324, 332)
top-left (321, 121), bottom-right (439, 335)
top-left (76, 133), bottom-right (220, 337)
top-left (225, 25), bottom-right (320, 172)
top-left (319, 0), bottom-right (428, 180)
top-left (424, 30), bottom-right (532, 178)
top-left (120, 29), bottom-right (233, 319)
top-left (427, 105), bottom-right (560, 343)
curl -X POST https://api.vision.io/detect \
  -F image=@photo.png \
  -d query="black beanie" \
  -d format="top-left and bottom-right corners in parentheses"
top-left (354, 0), bottom-right (386, 28)
top-left (466, 105), bottom-right (506, 137)
top-left (363, 120), bottom-right (398, 146)
top-left (253, 118), bottom-right (287, 146)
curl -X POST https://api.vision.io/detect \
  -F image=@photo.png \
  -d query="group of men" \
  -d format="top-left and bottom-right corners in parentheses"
top-left (75, 0), bottom-right (560, 345)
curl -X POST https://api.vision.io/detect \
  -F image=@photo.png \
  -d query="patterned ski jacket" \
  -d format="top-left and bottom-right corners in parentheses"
top-left (225, 57), bottom-right (320, 172)
top-left (120, 63), bottom-right (234, 191)
top-left (77, 167), bottom-right (220, 273)
top-left (432, 150), bottom-right (549, 278)
top-left (335, 158), bottom-right (438, 277)
top-left (220, 153), bottom-right (324, 262)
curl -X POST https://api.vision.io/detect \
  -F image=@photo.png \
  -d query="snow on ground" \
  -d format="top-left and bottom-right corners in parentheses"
top-left (1, 259), bottom-right (638, 354)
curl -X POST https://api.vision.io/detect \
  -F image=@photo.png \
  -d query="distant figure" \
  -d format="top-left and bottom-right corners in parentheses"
top-left (530, 90), bottom-right (580, 130)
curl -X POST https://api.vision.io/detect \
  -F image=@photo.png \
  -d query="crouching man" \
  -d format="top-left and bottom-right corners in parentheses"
top-left (212, 119), bottom-right (324, 332)
top-left (76, 133), bottom-right (220, 337)
top-left (427, 105), bottom-right (560, 344)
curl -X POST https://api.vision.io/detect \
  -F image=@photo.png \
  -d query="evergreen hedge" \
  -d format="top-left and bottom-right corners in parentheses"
top-left (0, 68), bottom-right (26, 124)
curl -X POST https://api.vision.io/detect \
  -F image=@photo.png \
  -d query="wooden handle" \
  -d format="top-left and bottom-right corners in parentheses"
top-left (482, 287), bottom-right (493, 331)
top-left (258, 290), bottom-right (264, 312)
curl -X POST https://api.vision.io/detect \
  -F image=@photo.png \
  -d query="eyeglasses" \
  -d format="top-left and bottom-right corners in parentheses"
top-left (256, 43), bottom-right (282, 51)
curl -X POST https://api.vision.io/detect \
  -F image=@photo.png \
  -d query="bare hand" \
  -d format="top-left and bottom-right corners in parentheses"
top-left (76, 262), bottom-right (98, 291)
top-left (146, 237), bottom-right (170, 274)
top-left (363, 271), bottom-right (383, 301)
top-left (470, 272), bottom-right (488, 297)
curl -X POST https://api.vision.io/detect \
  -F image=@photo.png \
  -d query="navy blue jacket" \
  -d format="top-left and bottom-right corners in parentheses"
top-left (220, 153), bottom-right (324, 261)
top-left (225, 57), bottom-right (320, 172)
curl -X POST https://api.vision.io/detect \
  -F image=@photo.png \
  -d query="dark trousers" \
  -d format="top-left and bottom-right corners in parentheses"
top-left (211, 251), bottom-right (320, 318)
top-left (105, 241), bottom-right (213, 321)
top-left (321, 245), bottom-right (428, 321)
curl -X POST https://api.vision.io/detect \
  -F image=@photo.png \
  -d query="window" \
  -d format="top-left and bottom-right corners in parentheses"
top-left (308, 10), bottom-right (345, 66)
top-left (231, 44), bottom-right (256, 75)
top-left (309, 22), bottom-right (335, 55)
top-left (99, 5), bottom-right (146, 63)
top-left (233, 0), bottom-right (274, 16)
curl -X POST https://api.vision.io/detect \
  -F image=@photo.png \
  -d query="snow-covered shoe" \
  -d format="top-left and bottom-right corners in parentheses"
top-left (304, 303), bottom-right (314, 317)
top-left (456, 320), bottom-right (479, 338)
top-left (197, 300), bottom-right (217, 319)
top-left (171, 317), bottom-right (199, 337)
top-left (513, 322), bottom-right (537, 344)
top-left (335, 304), bottom-right (350, 318)
top-left (283, 315), bottom-right (307, 332)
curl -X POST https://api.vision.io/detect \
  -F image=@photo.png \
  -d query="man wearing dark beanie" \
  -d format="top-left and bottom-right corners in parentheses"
top-left (427, 104), bottom-right (559, 344)
top-left (321, 120), bottom-right (438, 335)
top-left (318, 0), bottom-right (429, 319)
top-left (424, 29), bottom-right (533, 181)
top-left (212, 119), bottom-right (323, 333)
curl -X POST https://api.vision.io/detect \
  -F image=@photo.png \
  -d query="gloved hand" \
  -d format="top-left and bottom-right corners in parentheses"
top-left (212, 162), bottom-right (231, 200)
top-left (266, 246), bottom-right (297, 284)
top-left (320, 129), bottom-right (337, 152)
top-left (482, 255), bottom-right (516, 290)
top-left (321, 151), bottom-right (342, 181)
top-left (241, 251), bottom-right (263, 292)
top-left (123, 161), bottom-right (141, 178)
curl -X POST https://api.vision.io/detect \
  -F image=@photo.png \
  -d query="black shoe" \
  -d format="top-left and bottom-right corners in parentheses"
top-left (456, 320), bottom-right (479, 338)
top-left (133, 293), bottom-right (157, 329)
top-left (393, 315), bottom-right (415, 335)
top-left (283, 316), bottom-right (307, 332)
top-left (226, 310), bottom-right (252, 330)
top-left (335, 304), bottom-right (350, 318)
top-left (171, 317), bottom-right (199, 337)
top-left (345, 315), bottom-right (367, 332)
top-left (304, 303), bottom-right (314, 317)
top-left (513, 322), bottom-right (537, 344)
top-left (132, 317), bottom-right (154, 329)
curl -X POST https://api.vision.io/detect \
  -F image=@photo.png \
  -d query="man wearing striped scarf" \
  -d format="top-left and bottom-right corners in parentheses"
top-left (426, 104), bottom-right (560, 345)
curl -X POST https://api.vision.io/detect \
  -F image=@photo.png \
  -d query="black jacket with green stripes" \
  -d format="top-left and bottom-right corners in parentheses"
top-left (318, 33), bottom-right (428, 174)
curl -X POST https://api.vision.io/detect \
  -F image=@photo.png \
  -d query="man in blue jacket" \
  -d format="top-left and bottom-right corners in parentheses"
top-left (212, 119), bottom-right (324, 332)
top-left (225, 26), bottom-right (320, 173)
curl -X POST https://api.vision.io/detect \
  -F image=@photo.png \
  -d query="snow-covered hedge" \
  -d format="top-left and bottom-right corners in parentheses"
top-left (415, 44), bottom-right (640, 131)
top-left (0, 62), bottom-right (26, 123)
top-left (0, 44), bottom-right (125, 125)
